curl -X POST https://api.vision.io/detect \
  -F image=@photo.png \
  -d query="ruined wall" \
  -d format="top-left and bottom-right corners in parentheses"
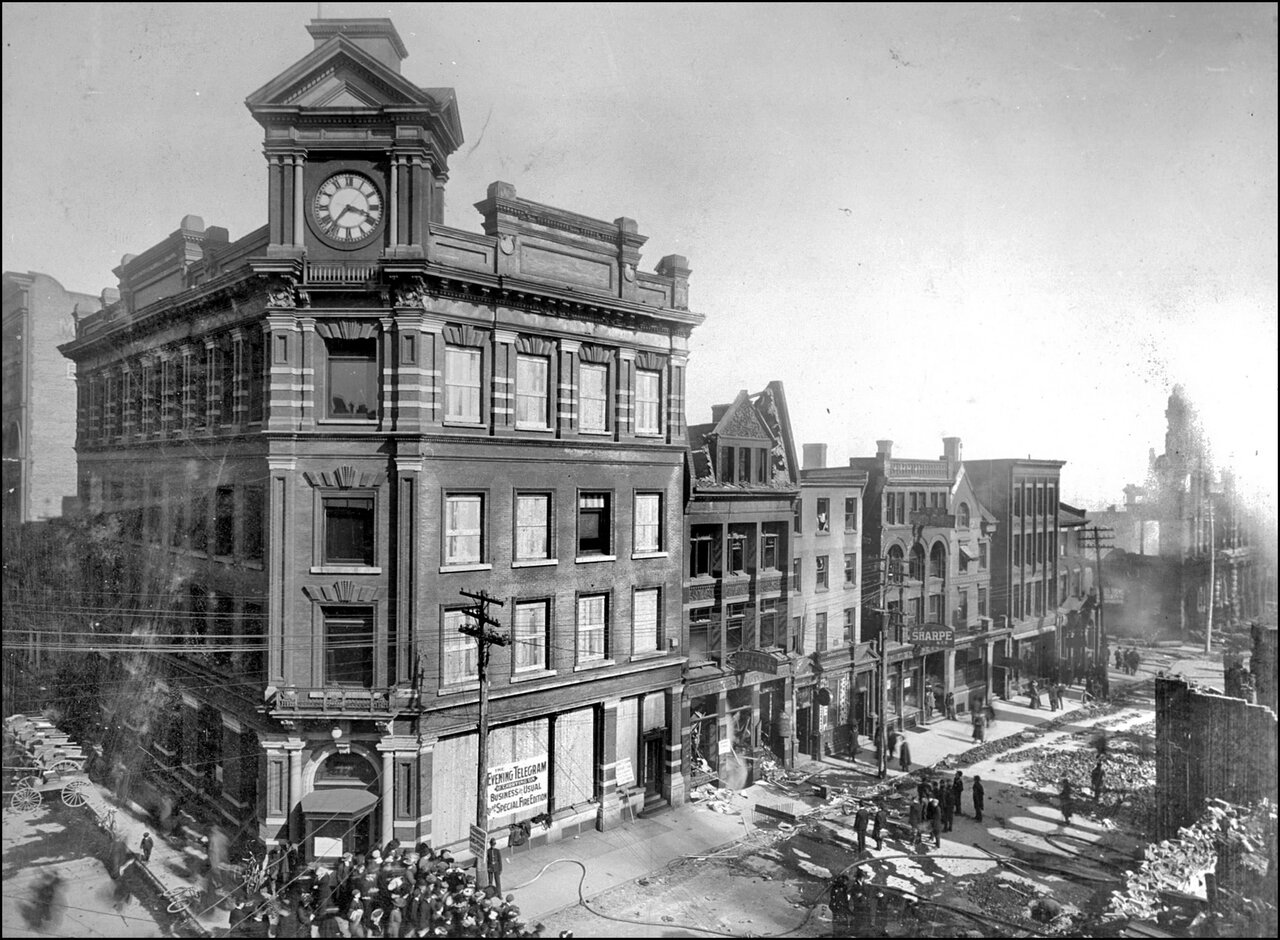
top-left (1155, 676), bottom-right (1278, 840)
top-left (1253, 623), bottom-right (1278, 715)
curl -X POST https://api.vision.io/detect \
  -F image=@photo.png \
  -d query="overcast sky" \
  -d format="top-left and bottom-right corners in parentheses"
top-left (3, 2), bottom-right (1276, 514)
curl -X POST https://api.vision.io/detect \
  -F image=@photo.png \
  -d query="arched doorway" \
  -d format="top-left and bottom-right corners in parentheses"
top-left (302, 748), bottom-right (379, 862)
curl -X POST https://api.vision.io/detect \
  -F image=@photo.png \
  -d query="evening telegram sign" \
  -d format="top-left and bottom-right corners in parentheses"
top-left (487, 755), bottom-right (549, 818)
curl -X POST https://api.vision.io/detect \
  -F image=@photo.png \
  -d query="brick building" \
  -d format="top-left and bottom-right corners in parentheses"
top-left (59, 18), bottom-right (701, 859)
top-left (962, 456), bottom-right (1066, 683)
top-left (794, 444), bottom-right (870, 757)
top-left (852, 437), bottom-right (1002, 724)
top-left (2, 271), bottom-right (101, 528)
top-left (682, 383), bottom-right (800, 783)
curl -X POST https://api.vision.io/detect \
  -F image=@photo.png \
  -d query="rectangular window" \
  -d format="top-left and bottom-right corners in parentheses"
top-left (929, 593), bottom-right (943, 622)
top-left (755, 448), bottom-right (768, 483)
top-left (845, 497), bottom-right (859, 531)
top-left (214, 486), bottom-right (235, 556)
top-left (737, 447), bottom-right (751, 483)
top-left (243, 486), bottom-right (264, 561)
top-left (843, 608), bottom-right (855, 645)
top-left (577, 492), bottom-right (611, 556)
top-left (247, 331), bottom-right (264, 422)
top-left (911, 596), bottom-right (924, 626)
top-left (690, 534), bottom-right (714, 578)
top-left (515, 355), bottom-right (549, 428)
top-left (514, 493), bottom-right (551, 561)
top-left (816, 555), bottom-right (829, 590)
top-left (910, 492), bottom-right (919, 514)
top-left (762, 534), bottom-right (778, 571)
top-left (444, 494), bottom-right (483, 565)
top-left (442, 609), bottom-right (478, 685)
top-left (720, 447), bottom-right (735, 483)
top-left (220, 344), bottom-right (236, 423)
top-left (688, 608), bottom-right (712, 663)
top-left (725, 603), bottom-right (744, 652)
top-left (728, 535), bottom-right (746, 573)
top-left (815, 612), bottom-right (828, 652)
top-left (513, 600), bottom-right (549, 672)
top-left (326, 338), bottom-right (378, 419)
top-left (325, 609), bottom-right (374, 688)
top-left (979, 542), bottom-right (988, 569)
top-left (896, 492), bottom-right (906, 525)
top-left (844, 553), bottom-right (856, 586)
top-left (445, 346), bottom-right (481, 422)
top-left (1013, 534), bottom-right (1022, 567)
top-left (633, 588), bottom-right (660, 654)
top-left (1014, 487), bottom-right (1023, 517)
top-left (816, 497), bottom-right (830, 532)
top-left (633, 493), bottom-right (661, 553)
top-left (759, 599), bottom-right (777, 647)
top-left (325, 496), bottom-right (375, 566)
top-left (635, 369), bottom-right (660, 434)
top-left (885, 493), bottom-right (893, 524)
top-left (579, 363), bottom-right (608, 432)
top-left (792, 558), bottom-right (801, 591)
top-left (978, 586), bottom-right (988, 618)
top-left (955, 591), bottom-right (969, 628)
top-left (794, 500), bottom-right (803, 534)
top-left (191, 493), bottom-right (209, 552)
top-left (577, 594), bottom-right (608, 663)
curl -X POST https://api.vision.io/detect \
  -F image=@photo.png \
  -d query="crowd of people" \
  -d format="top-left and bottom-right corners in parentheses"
top-left (217, 840), bottom-right (545, 938)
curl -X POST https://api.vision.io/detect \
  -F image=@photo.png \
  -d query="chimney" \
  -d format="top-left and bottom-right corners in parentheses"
top-left (802, 443), bottom-right (828, 470)
top-left (942, 437), bottom-right (962, 466)
top-left (875, 440), bottom-right (893, 459)
top-left (306, 18), bottom-right (409, 73)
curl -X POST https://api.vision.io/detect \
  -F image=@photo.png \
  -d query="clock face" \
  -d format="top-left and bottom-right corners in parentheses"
top-left (312, 172), bottom-right (384, 245)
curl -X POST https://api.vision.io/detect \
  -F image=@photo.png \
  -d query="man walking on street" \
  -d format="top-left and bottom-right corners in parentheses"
top-left (854, 803), bottom-right (869, 854)
top-left (945, 691), bottom-right (957, 721)
top-left (939, 783), bottom-right (954, 833)
top-left (1060, 779), bottom-right (1075, 825)
top-left (972, 775), bottom-right (985, 822)
top-left (952, 771), bottom-right (965, 817)
top-left (927, 798), bottom-right (942, 847)
top-left (1028, 679), bottom-right (1040, 709)
top-left (139, 832), bottom-right (153, 863)
top-left (899, 738), bottom-right (911, 773)
top-left (873, 803), bottom-right (887, 851)
top-left (1091, 758), bottom-right (1105, 802)
top-left (1115, 648), bottom-right (1123, 671)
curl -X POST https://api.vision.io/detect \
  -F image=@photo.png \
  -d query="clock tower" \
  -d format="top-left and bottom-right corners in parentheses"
top-left (244, 18), bottom-right (462, 265)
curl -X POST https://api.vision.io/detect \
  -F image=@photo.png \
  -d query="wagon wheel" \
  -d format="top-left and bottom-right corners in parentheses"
top-left (62, 779), bottom-right (91, 807)
top-left (46, 759), bottom-right (81, 779)
top-left (11, 786), bottom-right (41, 812)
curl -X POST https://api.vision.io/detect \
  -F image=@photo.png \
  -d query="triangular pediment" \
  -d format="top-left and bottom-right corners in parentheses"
top-left (247, 37), bottom-right (430, 111)
top-left (712, 393), bottom-right (773, 442)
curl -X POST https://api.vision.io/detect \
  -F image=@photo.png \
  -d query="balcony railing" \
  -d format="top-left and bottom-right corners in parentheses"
top-left (305, 261), bottom-right (378, 284)
top-left (684, 570), bottom-right (787, 605)
top-left (271, 686), bottom-right (417, 716)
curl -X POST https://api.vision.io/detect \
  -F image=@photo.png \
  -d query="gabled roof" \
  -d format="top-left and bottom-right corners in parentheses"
top-left (244, 33), bottom-right (463, 151)
top-left (686, 381), bottom-right (798, 493)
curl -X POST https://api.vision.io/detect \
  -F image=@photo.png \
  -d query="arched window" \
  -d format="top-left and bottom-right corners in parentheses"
top-left (929, 542), bottom-right (946, 579)
top-left (888, 545), bottom-right (905, 583)
top-left (909, 544), bottom-right (926, 581)
top-left (957, 502), bottom-right (970, 527)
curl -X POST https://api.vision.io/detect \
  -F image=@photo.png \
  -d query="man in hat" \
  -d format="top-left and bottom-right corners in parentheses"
top-left (853, 802), bottom-right (869, 854)
top-left (939, 780), bottom-right (954, 833)
top-left (927, 798), bottom-right (942, 847)
top-left (139, 832), bottom-right (154, 863)
top-left (873, 802), bottom-right (888, 851)
top-left (972, 775), bottom-right (985, 823)
top-left (1091, 758), bottom-right (1105, 802)
top-left (952, 770), bottom-right (965, 817)
top-left (898, 738), bottom-right (912, 773)
top-left (486, 839), bottom-right (503, 896)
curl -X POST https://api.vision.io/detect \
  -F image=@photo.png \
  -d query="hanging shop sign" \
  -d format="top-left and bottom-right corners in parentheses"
top-left (487, 755), bottom-right (549, 818)
top-left (730, 649), bottom-right (781, 675)
top-left (905, 625), bottom-right (955, 648)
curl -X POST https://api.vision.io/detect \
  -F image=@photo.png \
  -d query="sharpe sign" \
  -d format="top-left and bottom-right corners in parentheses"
top-left (905, 625), bottom-right (955, 648)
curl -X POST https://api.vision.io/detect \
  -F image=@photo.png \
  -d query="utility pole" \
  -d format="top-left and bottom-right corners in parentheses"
top-left (458, 589), bottom-right (507, 887)
top-left (1205, 496), bottom-right (1215, 654)
top-left (1081, 526), bottom-right (1114, 696)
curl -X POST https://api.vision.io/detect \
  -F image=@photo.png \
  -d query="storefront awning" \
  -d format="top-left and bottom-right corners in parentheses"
top-left (959, 544), bottom-right (976, 562)
top-left (299, 788), bottom-right (377, 818)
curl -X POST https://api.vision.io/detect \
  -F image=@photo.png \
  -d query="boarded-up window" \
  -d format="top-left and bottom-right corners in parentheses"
top-left (616, 699), bottom-right (639, 792)
top-left (432, 733), bottom-right (479, 848)
top-left (554, 708), bottom-right (595, 808)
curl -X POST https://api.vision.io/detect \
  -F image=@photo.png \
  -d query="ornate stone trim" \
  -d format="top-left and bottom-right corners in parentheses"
top-left (303, 465), bottom-right (386, 489)
top-left (314, 320), bottom-right (379, 340)
top-left (579, 344), bottom-right (615, 364)
top-left (303, 581), bottom-right (380, 604)
top-left (636, 351), bottom-right (667, 371)
top-left (442, 324), bottom-right (486, 348)
top-left (515, 336), bottom-right (555, 356)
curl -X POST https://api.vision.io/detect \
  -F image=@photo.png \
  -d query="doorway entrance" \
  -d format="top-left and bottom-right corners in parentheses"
top-left (642, 733), bottom-right (663, 798)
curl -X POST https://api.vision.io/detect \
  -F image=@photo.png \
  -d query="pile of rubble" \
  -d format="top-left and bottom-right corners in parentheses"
top-left (688, 784), bottom-right (741, 814)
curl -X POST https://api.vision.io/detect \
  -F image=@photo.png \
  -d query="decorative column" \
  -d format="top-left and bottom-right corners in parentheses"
top-left (557, 339), bottom-right (579, 437)
top-left (292, 154), bottom-right (306, 249)
top-left (203, 339), bottom-right (220, 429)
top-left (388, 154), bottom-right (401, 248)
top-left (420, 314), bottom-right (444, 428)
top-left (667, 351), bottom-right (688, 444)
top-left (616, 348), bottom-right (635, 440)
top-left (267, 457), bottom-right (296, 685)
top-left (378, 316), bottom-right (395, 432)
top-left (943, 648), bottom-right (956, 704)
top-left (286, 739), bottom-right (305, 845)
top-left (268, 154), bottom-right (284, 246)
top-left (298, 317), bottom-right (317, 431)
top-left (395, 455), bottom-right (420, 687)
top-left (595, 699), bottom-right (623, 831)
top-left (491, 329), bottom-right (516, 432)
top-left (664, 685), bottom-right (686, 807)
top-left (415, 737), bottom-right (436, 845)
top-left (229, 328), bottom-right (247, 430)
top-left (379, 743), bottom-right (395, 848)
top-left (264, 313), bottom-right (300, 433)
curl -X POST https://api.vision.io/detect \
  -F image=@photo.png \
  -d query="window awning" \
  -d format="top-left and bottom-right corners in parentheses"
top-left (959, 544), bottom-right (977, 562)
top-left (299, 788), bottom-right (377, 818)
